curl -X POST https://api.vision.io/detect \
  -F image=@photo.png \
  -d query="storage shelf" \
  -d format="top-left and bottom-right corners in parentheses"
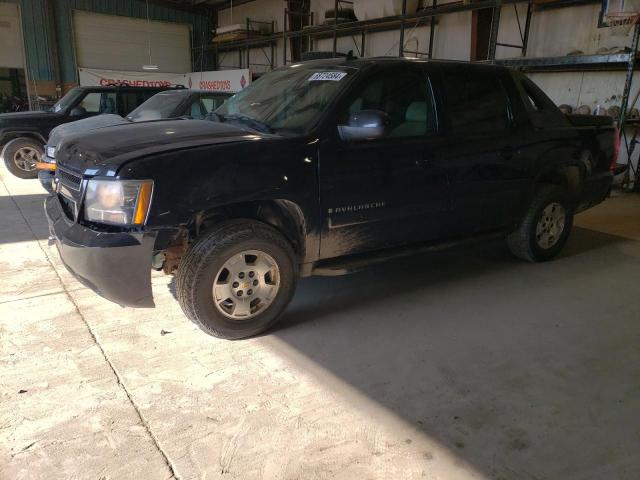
top-left (213, 37), bottom-right (277, 53)
top-left (207, 0), bottom-right (529, 52)
top-left (496, 53), bottom-right (637, 72)
top-left (208, 0), bottom-right (604, 54)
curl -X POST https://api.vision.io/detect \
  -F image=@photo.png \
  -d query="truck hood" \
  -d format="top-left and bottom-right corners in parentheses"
top-left (0, 110), bottom-right (60, 126)
top-left (48, 114), bottom-right (127, 148)
top-left (56, 119), bottom-right (268, 175)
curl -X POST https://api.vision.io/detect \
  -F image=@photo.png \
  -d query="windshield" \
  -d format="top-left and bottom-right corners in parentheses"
top-left (214, 65), bottom-right (355, 134)
top-left (127, 91), bottom-right (188, 121)
top-left (51, 88), bottom-right (83, 113)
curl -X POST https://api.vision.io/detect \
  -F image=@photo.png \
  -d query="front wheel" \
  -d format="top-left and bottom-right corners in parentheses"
top-left (507, 185), bottom-right (574, 262)
top-left (176, 220), bottom-right (297, 339)
top-left (2, 138), bottom-right (43, 179)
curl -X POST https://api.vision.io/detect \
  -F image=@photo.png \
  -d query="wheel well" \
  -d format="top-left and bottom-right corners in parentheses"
top-left (194, 200), bottom-right (307, 259)
top-left (1, 133), bottom-right (46, 148)
top-left (536, 164), bottom-right (583, 199)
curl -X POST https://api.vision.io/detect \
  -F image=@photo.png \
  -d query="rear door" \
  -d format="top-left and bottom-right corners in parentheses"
top-left (318, 64), bottom-right (449, 259)
top-left (438, 66), bottom-right (530, 234)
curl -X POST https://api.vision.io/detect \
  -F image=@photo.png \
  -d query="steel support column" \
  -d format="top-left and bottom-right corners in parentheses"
top-left (619, 23), bottom-right (640, 132)
top-left (399, 0), bottom-right (407, 56)
top-left (487, 0), bottom-right (502, 61)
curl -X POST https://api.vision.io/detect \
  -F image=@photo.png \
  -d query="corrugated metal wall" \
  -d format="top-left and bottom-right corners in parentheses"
top-left (5, 0), bottom-right (211, 84)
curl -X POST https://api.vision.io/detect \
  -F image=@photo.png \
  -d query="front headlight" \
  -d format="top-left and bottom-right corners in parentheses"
top-left (46, 146), bottom-right (56, 159)
top-left (84, 179), bottom-right (153, 226)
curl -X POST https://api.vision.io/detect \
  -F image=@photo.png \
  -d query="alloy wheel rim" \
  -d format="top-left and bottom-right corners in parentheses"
top-left (13, 147), bottom-right (40, 172)
top-left (535, 202), bottom-right (566, 249)
top-left (212, 250), bottom-right (280, 320)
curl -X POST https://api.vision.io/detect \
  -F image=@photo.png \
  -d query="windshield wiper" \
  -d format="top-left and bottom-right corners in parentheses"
top-left (222, 114), bottom-right (273, 134)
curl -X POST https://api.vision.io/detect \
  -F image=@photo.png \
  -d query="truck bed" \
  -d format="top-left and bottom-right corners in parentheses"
top-left (565, 114), bottom-right (614, 128)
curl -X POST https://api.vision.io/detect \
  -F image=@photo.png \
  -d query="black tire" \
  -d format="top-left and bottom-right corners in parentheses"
top-left (2, 138), bottom-right (43, 179)
top-left (507, 185), bottom-right (574, 262)
top-left (176, 220), bottom-right (297, 339)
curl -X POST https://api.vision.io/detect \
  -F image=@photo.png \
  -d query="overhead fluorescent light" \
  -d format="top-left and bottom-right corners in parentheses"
top-left (142, 64), bottom-right (159, 71)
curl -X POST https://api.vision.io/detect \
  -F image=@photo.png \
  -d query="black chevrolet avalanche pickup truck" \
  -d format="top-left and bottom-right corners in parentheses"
top-left (45, 58), bottom-right (617, 339)
top-left (0, 85), bottom-right (175, 178)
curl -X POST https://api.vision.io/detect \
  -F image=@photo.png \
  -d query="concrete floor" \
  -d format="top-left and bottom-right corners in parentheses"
top-left (1, 164), bottom-right (639, 480)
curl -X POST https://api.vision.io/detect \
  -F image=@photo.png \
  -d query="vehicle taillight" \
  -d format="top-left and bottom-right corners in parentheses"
top-left (611, 125), bottom-right (621, 170)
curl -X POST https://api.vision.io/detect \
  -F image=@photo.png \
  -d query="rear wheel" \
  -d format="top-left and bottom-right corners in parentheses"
top-left (2, 138), bottom-right (43, 179)
top-left (507, 185), bottom-right (574, 262)
top-left (176, 220), bottom-right (297, 339)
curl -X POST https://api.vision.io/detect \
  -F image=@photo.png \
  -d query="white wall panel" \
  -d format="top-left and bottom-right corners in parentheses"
top-left (0, 2), bottom-right (25, 69)
top-left (73, 11), bottom-right (191, 73)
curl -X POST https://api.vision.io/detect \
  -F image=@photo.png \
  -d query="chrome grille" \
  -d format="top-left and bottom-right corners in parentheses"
top-left (56, 167), bottom-right (82, 191)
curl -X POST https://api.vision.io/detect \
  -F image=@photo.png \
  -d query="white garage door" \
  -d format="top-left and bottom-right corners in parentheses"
top-left (0, 2), bottom-right (25, 69)
top-left (73, 10), bottom-right (191, 73)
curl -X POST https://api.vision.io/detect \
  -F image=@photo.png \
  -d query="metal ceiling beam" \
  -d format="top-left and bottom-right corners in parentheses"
top-left (140, 0), bottom-right (213, 15)
top-left (213, 0), bottom-right (265, 10)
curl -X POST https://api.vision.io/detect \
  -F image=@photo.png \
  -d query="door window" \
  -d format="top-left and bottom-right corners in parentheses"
top-left (78, 92), bottom-right (117, 114)
top-left (343, 68), bottom-right (436, 138)
top-left (442, 71), bottom-right (510, 135)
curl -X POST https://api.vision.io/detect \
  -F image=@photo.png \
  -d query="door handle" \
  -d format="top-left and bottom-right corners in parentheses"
top-left (417, 153), bottom-right (435, 167)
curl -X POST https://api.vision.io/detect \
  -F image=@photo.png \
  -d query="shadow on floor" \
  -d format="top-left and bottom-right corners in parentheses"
top-left (274, 227), bottom-right (625, 330)
top-left (269, 227), bottom-right (640, 479)
top-left (0, 193), bottom-right (50, 243)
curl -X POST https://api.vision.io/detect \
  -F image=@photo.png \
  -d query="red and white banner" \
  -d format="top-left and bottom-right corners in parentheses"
top-left (78, 68), bottom-right (251, 93)
top-left (78, 68), bottom-right (185, 88)
top-left (187, 70), bottom-right (250, 93)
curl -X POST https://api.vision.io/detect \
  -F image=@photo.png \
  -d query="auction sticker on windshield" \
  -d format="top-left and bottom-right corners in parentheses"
top-left (308, 72), bottom-right (347, 81)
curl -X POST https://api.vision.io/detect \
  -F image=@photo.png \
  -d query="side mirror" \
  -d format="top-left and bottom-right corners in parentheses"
top-left (338, 110), bottom-right (390, 141)
top-left (69, 107), bottom-right (86, 117)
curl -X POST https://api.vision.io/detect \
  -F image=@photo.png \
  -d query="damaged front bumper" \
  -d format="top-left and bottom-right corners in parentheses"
top-left (38, 170), bottom-right (55, 194)
top-left (45, 194), bottom-right (157, 307)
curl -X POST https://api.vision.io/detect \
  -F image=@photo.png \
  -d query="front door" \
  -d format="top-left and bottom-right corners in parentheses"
top-left (318, 65), bottom-right (449, 259)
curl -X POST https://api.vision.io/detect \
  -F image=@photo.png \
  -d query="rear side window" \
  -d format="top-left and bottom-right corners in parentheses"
top-left (120, 91), bottom-right (147, 115)
top-left (442, 70), bottom-right (510, 135)
top-left (141, 91), bottom-right (157, 102)
top-left (516, 74), bottom-right (569, 128)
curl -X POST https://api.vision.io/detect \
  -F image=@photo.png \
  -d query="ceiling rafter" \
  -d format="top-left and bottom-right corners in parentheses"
top-left (138, 0), bottom-right (215, 15)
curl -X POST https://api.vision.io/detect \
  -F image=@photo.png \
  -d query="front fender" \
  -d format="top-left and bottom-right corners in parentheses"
top-left (0, 129), bottom-right (47, 147)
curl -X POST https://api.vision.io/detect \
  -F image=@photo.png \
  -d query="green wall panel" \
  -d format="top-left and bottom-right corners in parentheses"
top-left (4, 0), bottom-right (52, 81)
